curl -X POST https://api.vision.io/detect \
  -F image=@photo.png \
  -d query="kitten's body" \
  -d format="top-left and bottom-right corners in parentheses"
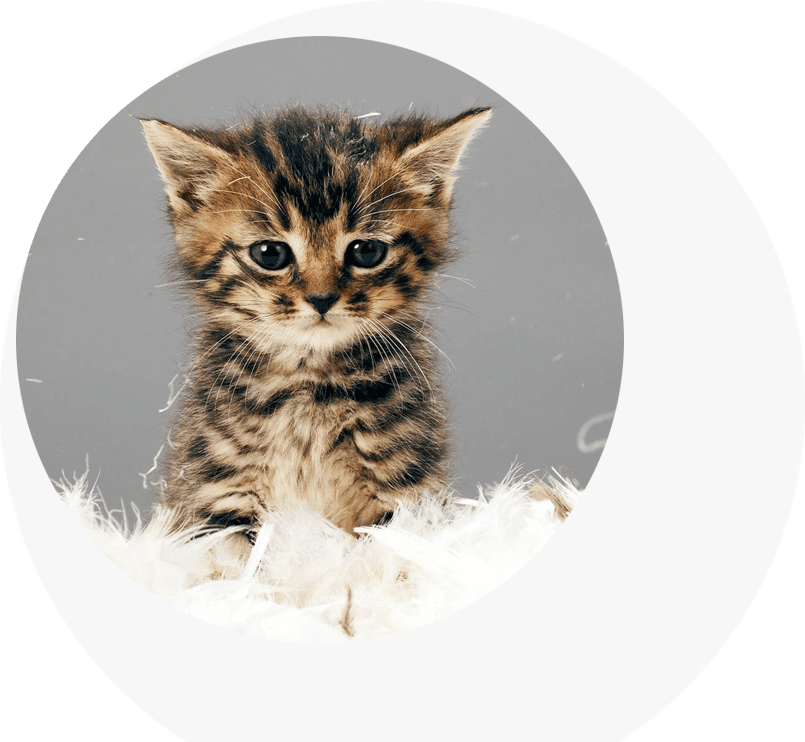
top-left (142, 106), bottom-right (489, 537)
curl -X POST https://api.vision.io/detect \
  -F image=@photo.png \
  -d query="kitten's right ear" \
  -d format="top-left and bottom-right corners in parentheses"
top-left (140, 119), bottom-right (232, 215)
top-left (398, 107), bottom-right (492, 205)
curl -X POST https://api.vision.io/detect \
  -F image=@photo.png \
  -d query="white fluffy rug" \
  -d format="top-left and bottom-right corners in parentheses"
top-left (57, 469), bottom-right (578, 642)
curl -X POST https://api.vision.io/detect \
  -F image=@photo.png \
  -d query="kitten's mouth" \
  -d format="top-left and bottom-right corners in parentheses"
top-left (305, 315), bottom-right (331, 328)
top-left (300, 314), bottom-right (338, 332)
top-left (307, 311), bottom-right (344, 327)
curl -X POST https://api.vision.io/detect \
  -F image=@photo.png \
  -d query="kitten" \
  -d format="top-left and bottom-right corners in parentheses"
top-left (142, 105), bottom-right (490, 542)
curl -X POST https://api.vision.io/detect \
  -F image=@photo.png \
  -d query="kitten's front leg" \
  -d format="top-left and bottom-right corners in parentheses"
top-left (165, 474), bottom-right (265, 535)
top-left (336, 471), bottom-right (446, 534)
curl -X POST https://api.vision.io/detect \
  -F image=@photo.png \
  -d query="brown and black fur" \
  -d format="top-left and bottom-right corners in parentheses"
top-left (142, 105), bottom-right (490, 542)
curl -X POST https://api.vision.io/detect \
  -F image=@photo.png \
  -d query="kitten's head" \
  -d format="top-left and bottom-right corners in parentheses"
top-left (142, 106), bottom-right (490, 355)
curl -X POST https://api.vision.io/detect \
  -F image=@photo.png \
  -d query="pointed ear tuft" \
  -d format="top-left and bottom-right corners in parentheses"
top-left (399, 107), bottom-right (492, 201)
top-left (140, 119), bottom-right (232, 214)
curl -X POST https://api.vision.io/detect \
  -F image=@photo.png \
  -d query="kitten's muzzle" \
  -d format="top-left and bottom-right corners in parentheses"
top-left (306, 293), bottom-right (339, 316)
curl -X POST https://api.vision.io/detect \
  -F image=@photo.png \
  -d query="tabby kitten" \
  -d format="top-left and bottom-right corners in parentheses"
top-left (142, 105), bottom-right (490, 541)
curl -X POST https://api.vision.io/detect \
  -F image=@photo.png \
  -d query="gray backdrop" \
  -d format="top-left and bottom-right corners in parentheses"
top-left (17, 37), bottom-right (622, 516)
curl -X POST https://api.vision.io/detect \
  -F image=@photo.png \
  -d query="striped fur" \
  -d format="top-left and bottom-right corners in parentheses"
top-left (142, 106), bottom-right (490, 538)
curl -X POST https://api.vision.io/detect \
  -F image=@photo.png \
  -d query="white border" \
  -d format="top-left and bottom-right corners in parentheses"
top-left (2, 7), bottom-right (803, 740)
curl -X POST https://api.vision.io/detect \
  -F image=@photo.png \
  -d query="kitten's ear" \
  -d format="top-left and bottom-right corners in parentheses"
top-left (140, 119), bottom-right (233, 215)
top-left (399, 107), bottom-right (491, 202)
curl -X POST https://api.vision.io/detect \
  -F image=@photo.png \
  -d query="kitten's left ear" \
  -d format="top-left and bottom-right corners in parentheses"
top-left (400, 107), bottom-right (492, 202)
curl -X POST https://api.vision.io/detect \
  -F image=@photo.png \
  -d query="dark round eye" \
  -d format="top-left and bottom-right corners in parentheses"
top-left (347, 239), bottom-right (387, 268)
top-left (249, 241), bottom-right (292, 270)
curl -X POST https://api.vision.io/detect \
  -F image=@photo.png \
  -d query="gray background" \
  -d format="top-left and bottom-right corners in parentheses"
top-left (17, 37), bottom-right (622, 516)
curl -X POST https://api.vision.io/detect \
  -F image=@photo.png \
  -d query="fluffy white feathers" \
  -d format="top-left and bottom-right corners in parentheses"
top-left (56, 468), bottom-right (577, 642)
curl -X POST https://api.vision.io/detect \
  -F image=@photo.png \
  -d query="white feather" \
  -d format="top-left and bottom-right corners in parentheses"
top-left (56, 466), bottom-right (577, 641)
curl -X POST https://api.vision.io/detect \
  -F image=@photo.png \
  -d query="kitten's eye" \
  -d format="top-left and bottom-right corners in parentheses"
top-left (347, 239), bottom-right (387, 268)
top-left (249, 241), bottom-right (292, 270)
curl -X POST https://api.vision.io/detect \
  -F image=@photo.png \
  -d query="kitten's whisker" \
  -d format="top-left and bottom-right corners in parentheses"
top-left (205, 186), bottom-right (279, 218)
top-left (378, 312), bottom-right (456, 370)
top-left (191, 318), bottom-right (263, 385)
top-left (365, 317), bottom-right (432, 393)
top-left (362, 185), bottom-right (428, 212)
top-left (359, 321), bottom-right (402, 395)
top-left (428, 291), bottom-right (478, 317)
top-left (361, 318), bottom-right (406, 391)
top-left (213, 320), bottom-right (283, 412)
top-left (356, 332), bottom-right (379, 378)
top-left (355, 170), bottom-right (395, 211)
top-left (153, 279), bottom-right (207, 289)
top-left (224, 335), bottom-right (259, 414)
top-left (204, 177), bottom-right (282, 223)
top-left (434, 273), bottom-right (476, 289)
top-left (189, 316), bottom-right (266, 406)
top-left (192, 315), bottom-right (264, 372)
top-left (368, 208), bottom-right (434, 216)
top-left (358, 218), bottom-right (399, 234)
top-left (225, 324), bottom-right (274, 416)
top-left (228, 320), bottom-right (297, 400)
top-left (224, 166), bottom-right (284, 213)
top-left (210, 332), bottom-right (257, 411)
top-left (354, 158), bottom-right (420, 212)
top-left (205, 208), bottom-right (278, 218)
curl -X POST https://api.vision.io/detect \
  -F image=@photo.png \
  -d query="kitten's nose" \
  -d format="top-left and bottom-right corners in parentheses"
top-left (306, 292), bottom-right (339, 316)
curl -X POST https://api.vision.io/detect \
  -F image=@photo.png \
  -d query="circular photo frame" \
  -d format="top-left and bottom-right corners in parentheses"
top-left (3, 3), bottom-right (802, 742)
